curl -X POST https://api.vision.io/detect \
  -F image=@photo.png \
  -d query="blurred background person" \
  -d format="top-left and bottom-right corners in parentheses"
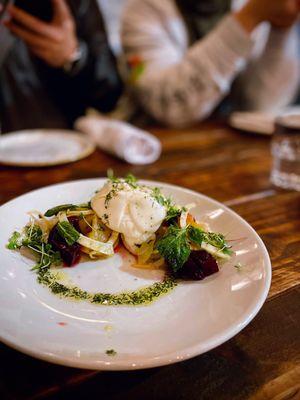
top-left (122, 0), bottom-right (300, 127)
top-left (98, 0), bottom-right (125, 56)
top-left (0, 0), bottom-right (123, 133)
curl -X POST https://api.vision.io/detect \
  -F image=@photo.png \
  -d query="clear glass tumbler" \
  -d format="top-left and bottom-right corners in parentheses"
top-left (271, 114), bottom-right (300, 191)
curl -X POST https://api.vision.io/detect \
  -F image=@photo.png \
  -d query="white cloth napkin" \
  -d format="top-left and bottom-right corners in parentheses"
top-left (75, 116), bottom-right (161, 165)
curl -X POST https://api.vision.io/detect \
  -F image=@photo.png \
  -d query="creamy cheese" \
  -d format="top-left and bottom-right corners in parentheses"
top-left (91, 181), bottom-right (166, 254)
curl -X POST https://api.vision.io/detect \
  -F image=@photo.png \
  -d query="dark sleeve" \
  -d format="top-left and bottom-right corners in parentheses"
top-left (68, 0), bottom-right (123, 113)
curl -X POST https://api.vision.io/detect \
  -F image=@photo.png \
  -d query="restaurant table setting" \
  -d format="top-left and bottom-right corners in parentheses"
top-left (0, 119), bottom-right (299, 400)
top-left (0, 118), bottom-right (161, 167)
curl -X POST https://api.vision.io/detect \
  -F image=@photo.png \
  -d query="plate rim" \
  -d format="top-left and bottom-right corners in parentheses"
top-left (0, 129), bottom-right (96, 167)
top-left (0, 178), bottom-right (272, 370)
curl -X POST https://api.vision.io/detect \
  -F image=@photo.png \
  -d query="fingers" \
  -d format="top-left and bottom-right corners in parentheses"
top-left (4, 20), bottom-right (52, 49)
top-left (29, 46), bottom-right (48, 59)
top-left (29, 46), bottom-right (53, 64)
top-left (5, 21), bottom-right (61, 67)
top-left (7, 5), bottom-right (60, 41)
top-left (52, 0), bottom-right (71, 21)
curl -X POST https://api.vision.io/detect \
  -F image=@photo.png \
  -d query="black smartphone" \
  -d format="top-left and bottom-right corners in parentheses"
top-left (14, 0), bottom-right (53, 22)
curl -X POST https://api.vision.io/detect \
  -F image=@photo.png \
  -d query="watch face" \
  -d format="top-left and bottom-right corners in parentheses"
top-left (63, 45), bottom-right (83, 73)
top-left (71, 45), bottom-right (83, 63)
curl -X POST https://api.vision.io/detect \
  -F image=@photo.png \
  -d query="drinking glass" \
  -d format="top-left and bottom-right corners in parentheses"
top-left (271, 114), bottom-right (300, 191)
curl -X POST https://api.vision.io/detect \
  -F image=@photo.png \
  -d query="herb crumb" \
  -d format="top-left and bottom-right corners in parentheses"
top-left (106, 349), bottom-right (117, 356)
top-left (234, 262), bottom-right (243, 271)
top-left (104, 324), bottom-right (113, 332)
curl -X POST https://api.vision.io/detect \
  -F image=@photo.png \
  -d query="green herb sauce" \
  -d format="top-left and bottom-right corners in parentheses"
top-left (37, 269), bottom-right (177, 306)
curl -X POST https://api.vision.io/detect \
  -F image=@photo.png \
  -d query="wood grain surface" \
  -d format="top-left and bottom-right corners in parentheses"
top-left (0, 121), bottom-right (299, 400)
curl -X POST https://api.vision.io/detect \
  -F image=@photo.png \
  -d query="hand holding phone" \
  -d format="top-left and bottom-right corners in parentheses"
top-left (3, 0), bottom-right (79, 69)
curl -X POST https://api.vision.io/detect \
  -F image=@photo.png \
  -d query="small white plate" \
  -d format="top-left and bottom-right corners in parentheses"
top-left (0, 179), bottom-right (271, 370)
top-left (0, 129), bottom-right (95, 167)
top-left (229, 106), bottom-right (300, 135)
top-left (229, 111), bottom-right (275, 135)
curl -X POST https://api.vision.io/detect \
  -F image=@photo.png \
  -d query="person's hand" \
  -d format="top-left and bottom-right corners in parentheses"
top-left (3, 0), bottom-right (78, 68)
top-left (234, 0), bottom-right (300, 33)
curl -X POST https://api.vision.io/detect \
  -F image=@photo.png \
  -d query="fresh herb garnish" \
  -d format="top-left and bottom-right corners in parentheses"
top-left (24, 226), bottom-right (60, 270)
top-left (7, 224), bottom-right (62, 271)
top-left (151, 187), bottom-right (187, 223)
top-left (108, 169), bottom-right (138, 188)
top-left (107, 168), bottom-right (114, 180)
top-left (106, 171), bottom-right (139, 206)
top-left (7, 231), bottom-right (22, 249)
top-left (165, 206), bottom-right (182, 222)
top-left (102, 213), bottom-right (109, 221)
top-left (105, 190), bottom-right (114, 208)
top-left (105, 349), bottom-right (117, 356)
top-left (188, 226), bottom-right (204, 245)
top-left (124, 173), bottom-right (138, 188)
top-left (156, 224), bottom-right (232, 272)
top-left (151, 187), bottom-right (172, 208)
top-left (234, 262), bottom-right (243, 271)
top-left (107, 169), bottom-right (120, 183)
top-left (189, 226), bottom-right (233, 255)
top-left (108, 173), bottom-right (180, 218)
top-left (30, 242), bottom-right (62, 271)
top-left (22, 224), bottom-right (43, 245)
top-left (56, 221), bottom-right (80, 246)
top-left (156, 225), bottom-right (191, 271)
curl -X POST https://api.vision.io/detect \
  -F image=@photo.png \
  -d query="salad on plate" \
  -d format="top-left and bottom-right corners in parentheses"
top-left (7, 172), bottom-right (234, 305)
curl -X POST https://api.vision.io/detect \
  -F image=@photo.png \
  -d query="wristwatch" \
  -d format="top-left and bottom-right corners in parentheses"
top-left (62, 41), bottom-right (86, 74)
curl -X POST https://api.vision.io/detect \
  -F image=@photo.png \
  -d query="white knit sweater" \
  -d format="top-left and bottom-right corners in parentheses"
top-left (121, 0), bottom-right (300, 127)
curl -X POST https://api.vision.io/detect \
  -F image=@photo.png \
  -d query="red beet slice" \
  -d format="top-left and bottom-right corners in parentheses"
top-left (48, 217), bottom-right (81, 266)
top-left (176, 250), bottom-right (219, 280)
top-left (67, 216), bottom-right (81, 232)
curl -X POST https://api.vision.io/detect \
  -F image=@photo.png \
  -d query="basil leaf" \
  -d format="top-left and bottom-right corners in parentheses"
top-left (57, 221), bottom-right (80, 246)
top-left (188, 226), bottom-right (205, 245)
top-left (156, 225), bottom-right (190, 272)
top-left (165, 206), bottom-right (182, 222)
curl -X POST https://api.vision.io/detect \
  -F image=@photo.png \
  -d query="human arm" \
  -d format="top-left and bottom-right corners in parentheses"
top-left (232, 0), bottom-right (300, 111)
top-left (122, 0), bottom-right (254, 127)
top-left (232, 25), bottom-right (300, 111)
top-left (122, 0), bottom-right (300, 127)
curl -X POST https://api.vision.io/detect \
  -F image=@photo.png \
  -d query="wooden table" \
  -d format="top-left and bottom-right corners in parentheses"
top-left (1, 121), bottom-right (299, 400)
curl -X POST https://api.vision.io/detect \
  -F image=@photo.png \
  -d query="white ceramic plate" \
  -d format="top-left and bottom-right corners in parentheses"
top-left (0, 130), bottom-right (95, 166)
top-left (229, 111), bottom-right (275, 135)
top-left (229, 106), bottom-right (300, 135)
top-left (0, 179), bottom-right (271, 370)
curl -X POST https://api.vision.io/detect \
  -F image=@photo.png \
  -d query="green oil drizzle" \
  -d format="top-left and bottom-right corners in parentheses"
top-left (37, 269), bottom-right (177, 306)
